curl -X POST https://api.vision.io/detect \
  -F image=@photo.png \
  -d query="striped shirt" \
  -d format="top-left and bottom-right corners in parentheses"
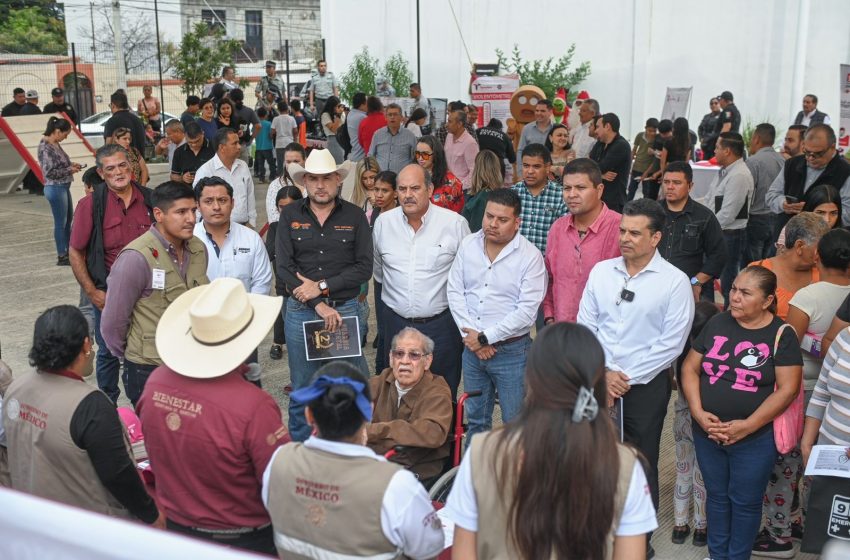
top-left (806, 326), bottom-right (850, 445)
top-left (510, 181), bottom-right (567, 254)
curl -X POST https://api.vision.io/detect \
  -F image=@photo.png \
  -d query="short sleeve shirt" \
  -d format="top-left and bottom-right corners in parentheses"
top-left (715, 103), bottom-right (741, 134)
top-left (692, 312), bottom-right (802, 441)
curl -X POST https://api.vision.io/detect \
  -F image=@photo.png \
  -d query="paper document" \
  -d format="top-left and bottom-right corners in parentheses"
top-left (805, 445), bottom-right (850, 478)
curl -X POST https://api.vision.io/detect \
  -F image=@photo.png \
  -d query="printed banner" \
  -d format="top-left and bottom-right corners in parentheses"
top-left (839, 64), bottom-right (850, 157)
top-left (470, 73), bottom-right (520, 129)
top-left (661, 87), bottom-right (693, 121)
top-left (303, 316), bottom-right (362, 361)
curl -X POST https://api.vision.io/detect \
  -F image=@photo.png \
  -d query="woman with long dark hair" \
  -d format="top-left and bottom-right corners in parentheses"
top-left (445, 323), bottom-right (657, 560)
top-left (215, 97), bottom-right (240, 132)
top-left (321, 95), bottom-right (346, 164)
top-left (653, 117), bottom-right (692, 181)
top-left (802, 183), bottom-right (842, 228)
top-left (263, 362), bottom-right (443, 559)
top-left (38, 116), bottom-right (82, 265)
top-left (416, 135), bottom-right (464, 212)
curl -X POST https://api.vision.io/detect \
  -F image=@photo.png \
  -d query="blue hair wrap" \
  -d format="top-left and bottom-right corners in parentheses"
top-left (290, 375), bottom-right (372, 422)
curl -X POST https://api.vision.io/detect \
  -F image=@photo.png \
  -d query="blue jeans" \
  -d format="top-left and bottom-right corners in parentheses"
top-left (693, 426), bottom-right (777, 560)
top-left (123, 359), bottom-right (157, 407)
top-left (462, 335), bottom-right (531, 438)
top-left (284, 297), bottom-right (369, 441)
top-left (44, 183), bottom-right (72, 256)
top-left (720, 229), bottom-right (745, 309)
top-left (745, 213), bottom-right (776, 263)
top-left (93, 305), bottom-right (121, 403)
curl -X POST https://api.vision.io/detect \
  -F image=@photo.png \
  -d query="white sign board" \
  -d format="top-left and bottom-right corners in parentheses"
top-left (661, 87), bottom-right (693, 121)
top-left (470, 73), bottom-right (520, 129)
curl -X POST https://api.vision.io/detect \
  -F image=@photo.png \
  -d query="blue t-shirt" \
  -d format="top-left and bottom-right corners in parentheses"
top-left (255, 120), bottom-right (273, 151)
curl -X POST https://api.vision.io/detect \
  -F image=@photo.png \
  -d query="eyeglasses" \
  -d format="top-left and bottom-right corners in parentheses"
top-left (414, 151), bottom-right (433, 160)
top-left (390, 350), bottom-right (428, 361)
top-left (803, 148), bottom-right (830, 159)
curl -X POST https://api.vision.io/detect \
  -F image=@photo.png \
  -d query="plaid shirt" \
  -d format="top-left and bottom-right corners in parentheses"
top-left (510, 181), bottom-right (567, 253)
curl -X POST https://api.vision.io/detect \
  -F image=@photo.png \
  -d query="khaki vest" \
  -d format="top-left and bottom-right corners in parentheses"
top-left (470, 432), bottom-right (636, 560)
top-left (122, 230), bottom-right (208, 365)
top-left (4, 371), bottom-right (134, 518)
top-left (266, 442), bottom-right (402, 560)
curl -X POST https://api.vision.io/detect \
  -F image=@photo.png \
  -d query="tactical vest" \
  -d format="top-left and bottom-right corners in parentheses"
top-left (4, 371), bottom-right (134, 518)
top-left (470, 432), bottom-right (636, 560)
top-left (121, 230), bottom-right (208, 365)
top-left (266, 442), bottom-right (402, 559)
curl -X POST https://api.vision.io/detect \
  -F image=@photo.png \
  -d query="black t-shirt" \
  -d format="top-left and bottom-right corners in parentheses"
top-left (43, 101), bottom-right (78, 124)
top-left (1, 100), bottom-right (24, 117)
top-left (476, 127), bottom-right (516, 163)
top-left (235, 104), bottom-right (260, 145)
top-left (170, 139), bottom-right (215, 175)
top-left (692, 312), bottom-right (802, 441)
top-left (103, 110), bottom-right (147, 154)
top-left (663, 137), bottom-right (689, 163)
top-left (715, 103), bottom-right (741, 134)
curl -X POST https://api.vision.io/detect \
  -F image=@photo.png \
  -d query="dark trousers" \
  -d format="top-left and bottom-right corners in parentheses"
top-left (721, 229), bottom-right (746, 309)
top-left (93, 306), bottom-right (121, 403)
top-left (642, 179), bottom-right (660, 201)
top-left (123, 359), bottom-right (157, 407)
top-left (621, 370), bottom-right (672, 510)
top-left (374, 281), bottom-right (389, 374)
top-left (166, 520), bottom-right (276, 556)
top-left (627, 171), bottom-right (643, 201)
top-left (254, 149), bottom-right (276, 180)
top-left (745, 213), bottom-right (776, 263)
top-left (383, 308), bottom-right (463, 399)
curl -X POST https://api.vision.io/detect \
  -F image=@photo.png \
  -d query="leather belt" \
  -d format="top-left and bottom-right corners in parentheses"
top-left (320, 297), bottom-right (353, 308)
top-left (493, 334), bottom-right (529, 347)
top-left (404, 308), bottom-right (450, 324)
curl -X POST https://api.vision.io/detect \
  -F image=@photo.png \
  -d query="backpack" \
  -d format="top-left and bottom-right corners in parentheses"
top-left (336, 118), bottom-right (352, 155)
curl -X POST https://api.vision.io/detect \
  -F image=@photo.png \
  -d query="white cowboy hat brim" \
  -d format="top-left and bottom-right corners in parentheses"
top-left (288, 153), bottom-right (352, 183)
top-left (155, 285), bottom-right (282, 379)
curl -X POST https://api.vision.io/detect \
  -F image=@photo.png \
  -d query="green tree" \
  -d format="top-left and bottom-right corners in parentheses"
top-left (339, 46), bottom-right (379, 104)
top-left (382, 52), bottom-right (414, 97)
top-left (0, 6), bottom-right (67, 55)
top-left (168, 22), bottom-right (242, 97)
top-left (495, 44), bottom-right (591, 101)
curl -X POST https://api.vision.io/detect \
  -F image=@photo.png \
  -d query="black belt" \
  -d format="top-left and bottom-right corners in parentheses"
top-left (493, 334), bottom-right (529, 347)
top-left (402, 308), bottom-right (450, 324)
top-left (319, 297), bottom-right (354, 308)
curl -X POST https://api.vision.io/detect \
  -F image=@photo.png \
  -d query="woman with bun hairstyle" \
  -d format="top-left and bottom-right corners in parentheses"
top-left (38, 116), bottom-right (83, 265)
top-left (262, 361), bottom-right (443, 560)
top-left (444, 323), bottom-right (657, 560)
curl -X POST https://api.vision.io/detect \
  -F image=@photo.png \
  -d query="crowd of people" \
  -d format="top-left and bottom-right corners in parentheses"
top-left (2, 67), bottom-right (850, 560)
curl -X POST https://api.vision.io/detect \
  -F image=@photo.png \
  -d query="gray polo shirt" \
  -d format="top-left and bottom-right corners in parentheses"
top-left (517, 122), bottom-right (553, 161)
top-left (745, 147), bottom-right (785, 215)
top-left (347, 108), bottom-right (367, 162)
top-left (368, 126), bottom-right (417, 174)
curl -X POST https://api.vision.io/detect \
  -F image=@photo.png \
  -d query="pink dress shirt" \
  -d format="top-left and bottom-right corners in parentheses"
top-left (443, 129), bottom-right (479, 190)
top-left (543, 204), bottom-right (622, 322)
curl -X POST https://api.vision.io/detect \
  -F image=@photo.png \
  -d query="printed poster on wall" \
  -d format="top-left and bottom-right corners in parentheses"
top-left (661, 87), bottom-right (693, 121)
top-left (470, 73), bottom-right (520, 129)
top-left (839, 64), bottom-right (850, 157)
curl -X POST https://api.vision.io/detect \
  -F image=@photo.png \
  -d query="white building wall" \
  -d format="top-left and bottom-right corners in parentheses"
top-left (321, 0), bottom-right (850, 138)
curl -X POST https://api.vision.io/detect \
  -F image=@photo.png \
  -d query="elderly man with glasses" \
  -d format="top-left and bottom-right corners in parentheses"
top-left (766, 124), bottom-right (850, 236)
top-left (366, 327), bottom-right (453, 484)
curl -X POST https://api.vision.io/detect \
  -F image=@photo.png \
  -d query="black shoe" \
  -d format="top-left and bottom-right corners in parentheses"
top-left (671, 525), bottom-right (691, 544)
top-left (752, 530), bottom-right (795, 558)
top-left (269, 344), bottom-right (283, 360)
top-left (646, 543), bottom-right (655, 560)
top-left (790, 521), bottom-right (803, 542)
top-left (693, 528), bottom-right (707, 547)
top-left (57, 254), bottom-right (70, 266)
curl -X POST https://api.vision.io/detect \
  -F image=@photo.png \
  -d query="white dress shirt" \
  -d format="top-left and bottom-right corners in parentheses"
top-left (193, 221), bottom-right (272, 294)
top-left (577, 250), bottom-right (694, 385)
top-left (447, 230), bottom-right (546, 344)
top-left (373, 203), bottom-right (471, 318)
top-left (193, 154), bottom-right (257, 227)
top-left (571, 121), bottom-right (596, 159)
top-left (261, 437), bottom-right (444, 560)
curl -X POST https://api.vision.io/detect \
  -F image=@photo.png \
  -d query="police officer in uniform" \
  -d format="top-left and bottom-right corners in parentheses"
top-left (714, 91), bottom-right (741, 135)
top-left (42, 88), bottom-right (79, 124)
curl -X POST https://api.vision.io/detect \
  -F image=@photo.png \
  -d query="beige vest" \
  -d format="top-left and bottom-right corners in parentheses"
top-left (4, 371), bottom-right (134, 518)
top-left (122, 230), bottom-right (208, 365)
top-left (470, 432), bottom-right (636, 560)
top-left (267, 442), bottom-right (402, 559)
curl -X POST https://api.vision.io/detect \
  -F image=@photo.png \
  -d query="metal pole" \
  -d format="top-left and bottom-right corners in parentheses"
top-left (285, 39), bottom-right (291, 100)
top-left (416, 0), bottom-right (421, 83)
top-left (71, 43), bottom-right (82, 129)
top-left (90, 2), bottom-right (97, 63)
top-left (321, 38), bottom-right (326, 62)
top-left (112, 1), bottom-right (127, 91)
top-left (154, 0), bottom-right (165, 116)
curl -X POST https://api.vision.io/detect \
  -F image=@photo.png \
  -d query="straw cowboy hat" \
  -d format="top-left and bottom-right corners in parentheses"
top-left (155, 277), bottom-right (282, 379)
top-left (287, 148), bottom-right (352, 184)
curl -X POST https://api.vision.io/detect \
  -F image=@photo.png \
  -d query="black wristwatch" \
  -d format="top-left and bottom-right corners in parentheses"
top-left (477, 332), bottom-right (489, 347)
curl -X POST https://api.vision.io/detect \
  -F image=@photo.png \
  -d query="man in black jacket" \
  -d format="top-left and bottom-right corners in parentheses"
top-left (589, 113), bottom-right (632, 213)
top-left (69, 144), bottom-right (154, 403)
top-left (793, 94), bottom-right (830, 127)
top-left (103, 90), bottom-right (146, 154)
top-left (0, 88), bottom-right (26, 117)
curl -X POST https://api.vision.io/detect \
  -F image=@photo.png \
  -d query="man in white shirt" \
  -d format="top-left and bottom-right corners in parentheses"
top-left (447, 189), bottom-right (546, 436)
top-left (571, 98), bottom-right (600, 159)
top-left (193, 128), bottom-right (257, 228)
top-left (706, 132), bottom-right (754, 308)
top-left (578, 197), bottom-right (694, 513)
top-left (193, 176), bottom-right (272, 386)
top-left (373, 164), bottom-right (470, 397)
